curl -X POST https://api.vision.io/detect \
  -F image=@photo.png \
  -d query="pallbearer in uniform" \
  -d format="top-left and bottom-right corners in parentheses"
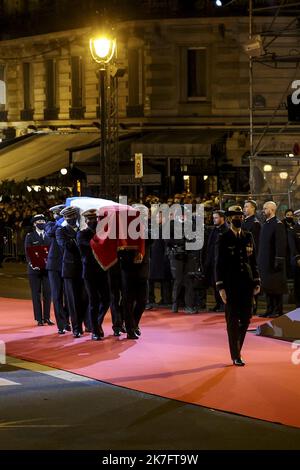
top-left (77, 209), bottom-right (110, 340)
top-left (56, 206), bottom-right (87, 338)
top-left (215, 206), bottom-right (260, 366)
top-left (45, 204), bottom-right (70, 334)
top-left (118, 246), bottom-right (149, 339)
top-left (24, 214), bottom-right (53, 326)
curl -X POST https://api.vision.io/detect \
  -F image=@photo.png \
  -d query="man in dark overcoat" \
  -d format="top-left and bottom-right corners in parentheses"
top-left (203, 210), bottom-right (228, 312)
top-left (257, 201), bottom-right (287, 318)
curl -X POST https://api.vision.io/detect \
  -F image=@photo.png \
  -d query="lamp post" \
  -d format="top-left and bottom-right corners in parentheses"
top-left (89, 36), bottom-right (116, 197)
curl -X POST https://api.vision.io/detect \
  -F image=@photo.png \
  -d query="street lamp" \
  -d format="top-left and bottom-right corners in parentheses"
top-left (89, 34), bottom-right (116, 197)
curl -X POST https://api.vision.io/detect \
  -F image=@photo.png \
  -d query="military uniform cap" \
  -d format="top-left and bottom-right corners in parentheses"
top-left (226, 205), bottom-right (244, 216)
top-left (82, 209), bottom-right (97, 218)
top-left (294, 209), bottom-right (300, 217)
top-left (32, 213), bottom-right (47, 223)
top-left (60, 206), bottom-right (79, 218)
top-left (49, 204), bottom-right (66, 213)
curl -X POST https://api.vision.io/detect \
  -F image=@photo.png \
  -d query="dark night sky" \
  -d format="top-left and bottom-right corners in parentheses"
top-left (0, 1), bottom-right (257, 39)
top-left (0, 1), bottom-right (296, 39)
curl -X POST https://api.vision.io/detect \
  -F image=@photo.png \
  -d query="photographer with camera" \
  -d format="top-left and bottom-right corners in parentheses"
top-left (166, 205), bottom-right (201, 314)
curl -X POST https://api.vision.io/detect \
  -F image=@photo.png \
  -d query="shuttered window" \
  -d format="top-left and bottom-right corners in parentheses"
top-left (71, 56), bottom-right (83, 108)
top-left (45, 59), bottom-right (57, 109)
top-left (187, 48), bottom-right (207, 100)
top-left (23, 62), bottom-right (31, 109)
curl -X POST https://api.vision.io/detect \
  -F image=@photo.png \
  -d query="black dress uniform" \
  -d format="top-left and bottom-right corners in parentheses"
top-left (119, 243), bottom-right (150, 339)
top-left (107, 261), bottom-right (125, 335)
top-left (77, 221), bottom-right (110, 340)
top-left (215, 207), bottom-right (260, 363)
top-left (24, 215), bottom-right (52, 325)
top-left (258, 216), bottom-right (287, 317)
top-left (45, 204), bottom-right (69, 333)
top-left (242, 214), bottom-right (261, 253)
top-left (56, 207), bottom-right (87, 337)
top-left (242, 214), bottom-right (261, 314)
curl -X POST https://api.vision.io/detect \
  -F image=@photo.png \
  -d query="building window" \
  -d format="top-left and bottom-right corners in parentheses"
top-left (187, 48), bottom-right (207, 101)
top-left (127, 48), bottom-right (144, 117)
top-left (44, 59), bottom-right (59, 119)
top-left (0, 63), bottom-right (8, 121)
top-left (70, 56), bottom-right (85, 119)
top-left (0, 64), bottom-right (6, 110)
top-left (23, 62), bottom-right (32, 110)
top-left (20, 62), bottom-right (34, 120)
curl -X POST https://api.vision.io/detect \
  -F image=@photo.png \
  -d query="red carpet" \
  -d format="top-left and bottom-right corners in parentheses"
top-left (1, 297), bottom-right (300, 428)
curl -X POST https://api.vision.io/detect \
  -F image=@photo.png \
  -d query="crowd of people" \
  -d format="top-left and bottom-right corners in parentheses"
top-left (1, 191), bottom-right (300, 366)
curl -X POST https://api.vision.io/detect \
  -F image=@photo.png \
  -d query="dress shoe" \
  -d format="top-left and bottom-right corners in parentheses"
top-left (58, 329), bottom-right (65, 335)
top-left (91, 334), bottom-right (101, 341)
top-left (113, 328), bottom-right (122, 336)
top-left (44, 319), bottom-right (55, 326)
top-left (64, 324), bottom-right (71, 332)
top-left (184, 307), bottom-right (198, 314)
top-left (145, 303), bottom-right (153, 310)
top-left (127, 331), bottom-right (139, 339)
top-left (120, 326), bottom-right (126, 333)
top-left (73, 332), bottom-right (82, 338)
top-left (37, 321), bottom-right (44, 326)
top-left (99, 326), bottom-right (104, 338)
top-left (233, 358), bottom-right (245, 367)
top-left (172, 303), bottom-right (178, 313)
top-left (135, 327), bottom-right (141, 336)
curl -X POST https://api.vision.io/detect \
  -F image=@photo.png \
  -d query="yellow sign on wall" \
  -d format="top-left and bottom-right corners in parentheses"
top-left (135, 153), bottom-right (143, 178)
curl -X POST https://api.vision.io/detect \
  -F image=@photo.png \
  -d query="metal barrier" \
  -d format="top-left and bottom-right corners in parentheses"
top-left (2, 226), bottom-right (31, 261)
top-left (3, 226), bottom-right (17, 261)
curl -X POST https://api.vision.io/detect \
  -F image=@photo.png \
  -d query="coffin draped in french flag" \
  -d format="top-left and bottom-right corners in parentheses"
top-left (66, 197), bottom-right (145, 270)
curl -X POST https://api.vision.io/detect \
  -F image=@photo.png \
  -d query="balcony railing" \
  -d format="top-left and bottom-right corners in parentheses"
top-left (44, 107), bottom-right (59, 120)
top-left (0, 110), bottom-right (8, 122)
top-left (20, 109), bottom-right (34, 121)
top-left (69, 107), bottom-right (86, 120)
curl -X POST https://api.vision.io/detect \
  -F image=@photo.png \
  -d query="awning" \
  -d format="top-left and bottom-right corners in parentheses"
top-left (131, 130), bottom-right (226, 158)
top-left (0, 131), bottom-right (100, 181)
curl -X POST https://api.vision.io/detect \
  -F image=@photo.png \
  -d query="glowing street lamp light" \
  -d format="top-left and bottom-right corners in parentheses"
top-left (89, 37), bottom-right (116, 65)
top-left (89, 34), bottom-right (116, 197)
